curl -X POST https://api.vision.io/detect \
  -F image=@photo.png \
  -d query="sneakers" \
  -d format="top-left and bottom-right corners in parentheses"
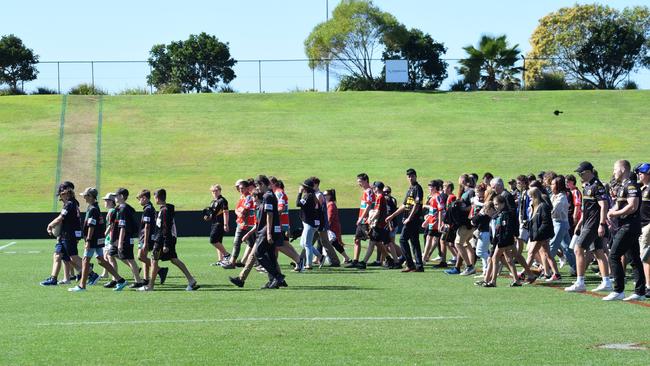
top-left (158, 267), bottom-right (169, 285)
top-left (137, 286), bottom-right (151, 292)
top-left (103, 280), bottom-right (117, 288)
top-left (545, 273), bottom-right (561, 283)
top-left (129, 282), bottom-right (145, 289)
top-left (433, 261), bottom-right (448, 268)
top-left (444, 267), bottom-right (461, 275)
top-left (510, 281), bottom-right (522, 287)
top-left (591, 282), bottom-right (613, 292)
top-left (460, 267), bottom-right (476, 276)
top-left (623, 293), bottom-right (645, 301)
top-left (40, 277), bottom-right (58, 286)
top-left (401, 268), bottom-right (415, 273)
top-left (114, 280), bottom-right (128, 291)
top-left (474, 280), bottom-right (486, 286)
top-left (88, 272), bottom-right (100, 286)
top-left (229, 276), bottom-right (244, 288)
top-left (357, 261), bottom-right (367, 270)
top-left (432, 256), bottom-right (442, 262)
top-left (413, 267), bottom-right (424, 272)
top-left (345, 261), bottom-right (359, 269)
top-left (368, 261), bottom-right (382, 267)
top-left (221, 262), bottom-right (236, 269)
top-left (186, 281), bottom-right (200, 291)
top-left (482, 282), bottom-right (496, 288)
top-left (564, 282), bottom-right (586, 292)
top-left (602, 292), bottom-right (625, 301)
top-left (68, 285), bottom-right (86, 292)
top-left (558, 257), bottom-right (566, 268)
top-left (58, 278), bottom-right (71, 285)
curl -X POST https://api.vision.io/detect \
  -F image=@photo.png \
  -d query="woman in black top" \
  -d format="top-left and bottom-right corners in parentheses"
top-left (296, 179), bottom-right (321, 270)
top-left (526, 187), bottom-right (561, 282)
top-left (483, 195), bottom-right (521, 287)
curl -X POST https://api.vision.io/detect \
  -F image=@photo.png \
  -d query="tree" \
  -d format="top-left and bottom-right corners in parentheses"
top-left (457, 35), bottom-right (521, 91)
top-left (304, 0), bottom-right (400, 86)
top-left (0, 34), bottom-right (38, 91)
top-left (382, 27), bottom-right (448, 90)
top-left (147, 32), bottom-right (236, 93)
top-left (526, 4), bottom-right (650, 89)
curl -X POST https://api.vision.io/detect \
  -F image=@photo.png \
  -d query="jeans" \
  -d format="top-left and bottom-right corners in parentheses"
top-left (475, 231), bottom-right (491, 260)
top-left (400, 220), bottom-right (423, 269)
top-left (549, 220), bottom-right (576, 271)
top-left (300, 223), bottom-right (320, 267)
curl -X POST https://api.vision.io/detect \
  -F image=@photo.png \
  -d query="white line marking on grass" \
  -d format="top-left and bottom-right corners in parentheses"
top-left (27, 251), bottom-right (41, 254)
top-left (0, 242), bottom-right (16, 250)
top-left (4, 251), bottom-right (16, 254)
top-left (37, 316), bottom-right (468, 327)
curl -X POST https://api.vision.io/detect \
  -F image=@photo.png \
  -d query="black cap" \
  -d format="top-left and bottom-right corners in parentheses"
top-left (301, 179), bottom-right (314, 189)
top-left (373, 181), bottom-right (385, 190)
top-left (574, 161), bottom-right (594, 173)
top-left (406, 168), bottom-right (417, 176)
top-left (58, 181), bottom-right (75, 194)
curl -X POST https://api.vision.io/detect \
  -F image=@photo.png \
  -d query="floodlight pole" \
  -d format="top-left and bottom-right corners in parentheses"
top-left (521, 55), bottom-right (526, 90)
top-left (325, 0), bottom-right (329, 92)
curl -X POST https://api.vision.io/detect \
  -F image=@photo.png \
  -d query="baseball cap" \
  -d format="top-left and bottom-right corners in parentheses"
top-left (301, 178), bottom-right (315, 189)
top-left (373, 181), bottom-right (385, 190)
top-left (406, 168), bottom-right (417, 176)
top-left (574, 161), bottom-right (594, 173)
top-left (234, 179), bottom-right (245, 187)
top-left (57, 181), bottom-right (75, 194)
top-left (637, 163), bottom-right (650, 174)
top-left (81, 187), bottom-right (98, 198)
top-left (102, 192), bottom-right (116, 201)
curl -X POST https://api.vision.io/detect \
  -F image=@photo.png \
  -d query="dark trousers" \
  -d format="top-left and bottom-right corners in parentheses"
top-left (255, 235), bottom-right (283, 282)
top-left (609, 225), bottom-right (646, 295)
top-left (400, 221), bottom-right (423, 269)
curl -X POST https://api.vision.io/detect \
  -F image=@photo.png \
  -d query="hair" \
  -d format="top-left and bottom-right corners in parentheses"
top-left (552, 176), bottom-right (567, 194)
top-left (238, 180), bottom-right (250, 188)
top-left (457, 174), bottom-right (469, 198)
top-left (277, 180), bottom-right (285, 189)
top-left (373, 181), bottom-right (385, 190)
top-left (490, 177), bottom-right (504, 189)
top-left (324, 188), bottom-right (337, 202)
top-left (255, 175), bottom-right (270, 187)
top-left (616, 159), bottom-right (631, 172)
top-left (493, 195), bottom-right (506, 207)
top-left (138, 189), bottom-right (151, 199)
top-left (566, 174), bottom-right (577, 184)
top-left (211, 184), bottom-right (222, 192)
top-left (528, 187), bottom-right (545, 213)
top-left (482, 172), bottom-right (494, 183)
top-left (484, 187), bottom-right (497, 204)
top-left (543, 171), bottom-right (557, 187)
top-left (154, 188), bottom-right (166, 201)
top-left (357, 173), bottom-right (369, 182)
top-left (246, 178), bottom-right (255, 187)
top-left (483, 201), bottom-right (496, 212)
top-left (311, 176), bottom-right (321, 185)
top-left (428, 180), bottom-right (442, 190)
top-left (470, 173), bottom-right (479, 185)
top-left (269, 176), bottom-right (279, 185)
top-left (529, 180), bottom-right (543, 189)
top-left (116, 188), bottom-right (129, 199)
top-left (406, 168), bottom-right (416, 176)
top-left (384, 185), bottom-right (392, 194)
top-left (527, 174), bottom-right (537, 183)
top-left (444, 181), bottom-right (454, 193)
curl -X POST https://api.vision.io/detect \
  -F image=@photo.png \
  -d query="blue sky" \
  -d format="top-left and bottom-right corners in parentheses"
top-left (3, 0), bottom-right (649, 92)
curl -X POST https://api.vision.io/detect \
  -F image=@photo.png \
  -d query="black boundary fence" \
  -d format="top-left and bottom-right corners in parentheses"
top-left (0, 209), bottom-right (367, 240)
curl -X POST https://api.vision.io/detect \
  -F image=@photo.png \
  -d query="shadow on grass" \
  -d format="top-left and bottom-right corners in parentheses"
top-left (149, 284), bottom-right (376, 292)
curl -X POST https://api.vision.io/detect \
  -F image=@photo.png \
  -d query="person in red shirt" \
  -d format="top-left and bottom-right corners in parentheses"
top-left (346, 173), bottom-right (375, 268)
top-left (435, 181), bottom-right (457, 268)
top-left (422, 180), bottom-right (445, 264)
top-left (356, 181), bottom-right (392, 269)
top-left (324, 189), bottom-right (352, 263)
top-left (224, 180), bottom-right (255, 269)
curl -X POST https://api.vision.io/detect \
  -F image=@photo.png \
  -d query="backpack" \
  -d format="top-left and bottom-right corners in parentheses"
top-left (445, 200), bottom-right (470, 228)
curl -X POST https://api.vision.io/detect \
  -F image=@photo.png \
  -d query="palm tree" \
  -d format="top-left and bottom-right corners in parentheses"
top-left (457, 35), bottom-right (521, 91)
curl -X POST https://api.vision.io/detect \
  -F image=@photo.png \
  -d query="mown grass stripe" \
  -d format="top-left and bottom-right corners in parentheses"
top-left (96, 95), bottom-right (103, 192)
top-left (52, 95), bottom-right (67, 211)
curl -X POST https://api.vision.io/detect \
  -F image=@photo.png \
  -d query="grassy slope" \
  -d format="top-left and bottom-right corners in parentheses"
top-left (1, 237), bottom-right (648, 365)
top-left (2, 91), bottom-right (650, 212)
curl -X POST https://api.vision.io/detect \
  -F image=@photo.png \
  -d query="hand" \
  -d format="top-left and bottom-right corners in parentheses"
top-left (403, 218), bottom-right (410, 225)
top-left (299, 186), bottom-right (304, 193)
top-left (163, 247), bottom-right (169, 253)
top-left (224, 224), bottom-right (229, 232)
top-left (47, 226), bottom-right (53, 236)
top-left (85, 244), bottom-right (90, 251)
top-left (421, 221), bottom-right (427, 229)
top-left (267, 232), bottom-right (273, 242)
top-left (607, 211), bottom-right (615, 219)
top-left (118, 244), bottom-right (123, 252)
top-left (384, 216), bottom-right (392, 223)
top-left (598, 225), bottom-right (605, 238)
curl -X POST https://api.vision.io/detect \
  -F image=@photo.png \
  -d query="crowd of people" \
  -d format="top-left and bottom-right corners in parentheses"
top-left (40, 160), bottom-right (650, 301)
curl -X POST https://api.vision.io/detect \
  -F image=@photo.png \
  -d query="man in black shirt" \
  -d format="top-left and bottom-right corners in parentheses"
top-left (386, 169), bottom-right (424, 272)
top-left (252, 175), bottom-right (286, 289)
top-left (636, 163), bottom-right (650, 298)
top-left (204, 184), bottom-right (232, 267)
top-left (565, 162), bottom-right (612, 293)
top-left (604, 160), bottom-right (646, 301)
top-left (115, 188), bottom-right (145, 289)
top-left (137, 190), bottom-right (155, 285)
top-left (68, 187), bottom-right (127, 292)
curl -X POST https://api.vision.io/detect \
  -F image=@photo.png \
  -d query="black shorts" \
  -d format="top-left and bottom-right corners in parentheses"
top-left (441, 225), bottom-right (457, 243)
top-left (63, 239), bottom-right (79, 257)
top-left (210, 224), bottom-right (225, 244)
top-left (369, 227), bottom-right (389, 243)
top-left (118, 243), bottom-right (135, 260)
top-left (355, 224), bottom-right (370, 241)
top-left (428, 230), bottom-right (441, 238)
top-left (152, 244), bottom-right (178, 261)
top-left (575, 225), bottom-right (604, 251)
top-left (107, 243), bottom-right (119, 256)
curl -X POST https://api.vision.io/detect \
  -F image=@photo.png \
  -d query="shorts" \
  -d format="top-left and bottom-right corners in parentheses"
top-left (454, 226), bottom-right (473, 247)
top-left (518, 225), bottom-right (530, 242)
top-left (389, 225), bottom-right (398, 239)
top-left (84, 247), bottom-right (104, 258)
top-left (210, 224), bottom-right (225, 244)
top-left (369, 227), bottom-right (389, 243)
top-left (63, 239), bottom-right (79, 257)
top-left (574, 225), bottom-right (604, 251)
top-left (54, 240), bottom-right (71, 262)
top-left (639, 223), bottom-right (650, 249)
top-left (441, 225), bottom-right (457, 243)
top-left (107, 244), bottom-right (118, 256)
top-left (152, 243), bottom-right (178, 261)
top-left (355, 224), bottom-right (370, 241)
top-left (118, 243), bottom-right (135, 260)
top-left (427, 229), bottom-right (441, 238)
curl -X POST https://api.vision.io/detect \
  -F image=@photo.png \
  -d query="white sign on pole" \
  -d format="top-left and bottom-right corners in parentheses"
top-left (385, 59), bottom-right (408, 83)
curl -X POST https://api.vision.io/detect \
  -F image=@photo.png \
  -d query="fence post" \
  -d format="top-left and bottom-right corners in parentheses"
top-left (57, 62), bottom-right (61, 94)
top-left (91, 61), bottom-right (95, 89)
top-left (258, 60), bottom-right (262, 93)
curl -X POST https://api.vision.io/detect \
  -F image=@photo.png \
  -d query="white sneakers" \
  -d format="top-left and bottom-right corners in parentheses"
top-left (591, 282), bottom-right (613, 292)
top-left (602, 292), bottom-right (625, 301)
top-left (67, 285), bottom-right (85, 292)
top-left (564, 283), bottom-right (586, 292)
top-left (622, 293), bottom-right (646, 301)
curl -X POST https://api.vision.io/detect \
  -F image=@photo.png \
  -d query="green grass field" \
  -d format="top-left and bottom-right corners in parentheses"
top-left (1, 236), bottom-right (648, 365)
top-left (2, 90), bottom-right (650, 212)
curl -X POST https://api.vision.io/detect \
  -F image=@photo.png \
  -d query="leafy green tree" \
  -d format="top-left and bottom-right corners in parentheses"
top-left (457, 35), bottom-right (521, 91)
top-left (526, 4), bottom-right (650, 89)
top-left (147, 32), bottom-right (236, 93)
top-left (0, 34), bottom-right (38, 91)
top-left (304, 0), bottom-right (400, 86)
top-left (382, 27), bottom-right (448, 90)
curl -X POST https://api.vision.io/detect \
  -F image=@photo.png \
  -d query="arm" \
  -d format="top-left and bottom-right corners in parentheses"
top-left (266, 212), bottom-right (273, 241)
top-left (386, 205), bottom-right (406, 223)
top-left (404, 204), bottom-right (421, 224)
top-left (46, 214), bottom-right (64, 235)
top-left (608, 197), bottom-right (640, 218)
top-left (223, 209), bottom-right (229, 232)
top-left (598, 200), bottom-right (608, 237)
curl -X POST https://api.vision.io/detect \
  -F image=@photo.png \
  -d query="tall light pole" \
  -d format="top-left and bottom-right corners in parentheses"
top-left (325, 0), bottom-right (329, 92)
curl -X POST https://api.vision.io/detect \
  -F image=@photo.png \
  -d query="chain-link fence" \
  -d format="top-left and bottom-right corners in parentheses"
top-left (17, 58), bottom-right (650, 94)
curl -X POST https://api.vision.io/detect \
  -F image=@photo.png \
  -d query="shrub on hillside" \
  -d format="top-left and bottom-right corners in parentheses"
top-left (69, 83), bottom-right (106, 95)
top-left (527, 72), bottom-right (568, 90)
top-left (449, 80), bottom-right (470, 92)
top-left (219, 85), bottom-right (236, 93)
top-left (622, 80), bottom-right (638, 90)
top-left (32, 87), bottom-right (58, 95)
top-left (337, 75), bottom-right (380, 91)
top-left (118, 87), bottom-right (150, 95)
top-left (155, 83), bottom-right (182, 94)
top-left (0, 87), bottom-right (26, 96)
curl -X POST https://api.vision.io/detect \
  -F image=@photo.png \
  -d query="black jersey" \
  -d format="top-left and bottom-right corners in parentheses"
top-left (403, 182), bottom-right (424, 221)
top-left (581, 177), bottom-right (607, 230)
top-left (139, 202), bottom-right (156, 242)
top-left (257, 189), bottom-right (281, 235)
top-left (61, 199), bottom-right (82, 240)
top-left (615, 178), bottom-right (640, 227)
top-left (83, 202), bottom-right (105, 247)
top-left (117, 203), bottom-right (138, 243)
top-left (210, 196), bottom-right (229, 225)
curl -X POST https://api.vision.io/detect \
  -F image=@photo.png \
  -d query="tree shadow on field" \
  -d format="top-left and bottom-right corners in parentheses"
top-left (152, 284), bottom-right (257, 292)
